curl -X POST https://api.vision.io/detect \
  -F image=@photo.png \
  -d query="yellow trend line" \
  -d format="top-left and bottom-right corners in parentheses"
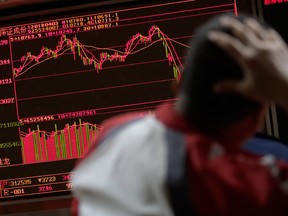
top-left (15, 31), bottom-right (189, 78)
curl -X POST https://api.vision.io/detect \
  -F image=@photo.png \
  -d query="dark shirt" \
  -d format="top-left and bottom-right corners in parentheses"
top-left (244, 134), bottom-right (288, 161)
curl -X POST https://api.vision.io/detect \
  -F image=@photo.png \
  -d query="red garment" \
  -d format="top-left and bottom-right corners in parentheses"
top-left (157, 104), bottom-right (288, 216)
top-left (72, 103), bottom-right (288, 216)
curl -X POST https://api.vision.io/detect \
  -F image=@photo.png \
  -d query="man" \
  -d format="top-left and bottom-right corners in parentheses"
top-left (72, 13), bottom-right (288, 216)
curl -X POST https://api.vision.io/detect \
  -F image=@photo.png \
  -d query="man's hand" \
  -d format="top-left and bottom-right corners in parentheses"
top-left (208, 16), bottom-right (288, 110)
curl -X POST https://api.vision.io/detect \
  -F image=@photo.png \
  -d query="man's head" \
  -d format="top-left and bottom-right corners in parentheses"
top-left (177, 13), bottom-right (265, 134)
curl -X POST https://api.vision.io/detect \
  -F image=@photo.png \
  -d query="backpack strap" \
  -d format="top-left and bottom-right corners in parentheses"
top-left (166, 128), bottom-right (197, 216)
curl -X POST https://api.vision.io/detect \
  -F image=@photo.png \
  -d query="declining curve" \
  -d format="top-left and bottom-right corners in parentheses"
top-left (14, 26), bottom-right (189, 81)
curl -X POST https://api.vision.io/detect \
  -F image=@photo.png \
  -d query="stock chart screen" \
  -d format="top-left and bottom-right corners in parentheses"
top-left (0, 0), bottom-right (242, 200)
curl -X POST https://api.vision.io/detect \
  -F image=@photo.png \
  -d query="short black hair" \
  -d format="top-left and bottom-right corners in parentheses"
top-left (179, 13), bottom-right (262, 132)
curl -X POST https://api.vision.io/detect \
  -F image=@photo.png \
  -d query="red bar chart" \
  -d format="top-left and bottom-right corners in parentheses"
top-left (21, 119), bottom-right (102, 163)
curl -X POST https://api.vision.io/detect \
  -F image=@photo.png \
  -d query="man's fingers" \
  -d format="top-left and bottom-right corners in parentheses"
top-left (220, 17), bottom-right (264, 47)
top-left (244, 18), bottom-right (267, 40)
top-left (268, 28), bottom-right (286, 44)
top-left (214, 79), bottom-right (261, 103)
top-left (219, 16), bottom-right (248, 43)
top-left (208, 31), bottom-right (246, 61)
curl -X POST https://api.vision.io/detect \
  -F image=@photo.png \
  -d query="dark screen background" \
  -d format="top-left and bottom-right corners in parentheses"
top-left (0, 0), bottom-right (253, 201)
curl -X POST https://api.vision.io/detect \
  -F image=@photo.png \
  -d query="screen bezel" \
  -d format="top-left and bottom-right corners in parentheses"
top-left (0, 0), bottom-right (256, 25)
top-left (0, 0), bottom-right (258, 214)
